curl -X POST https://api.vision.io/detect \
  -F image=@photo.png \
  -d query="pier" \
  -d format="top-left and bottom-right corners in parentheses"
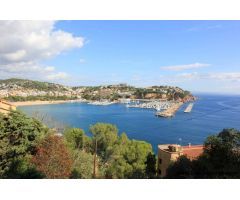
top-left (155, 102), bottom-right (183, 118)
top-left (184, 103), bottom-right (194, 113)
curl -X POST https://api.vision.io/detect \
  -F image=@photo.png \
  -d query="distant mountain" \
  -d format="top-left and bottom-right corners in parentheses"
top-left (0, 78), bottom-right (195, 102)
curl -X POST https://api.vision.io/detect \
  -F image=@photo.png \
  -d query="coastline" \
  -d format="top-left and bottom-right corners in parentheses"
top-left (12, 99), bottom-right (187, 118)
top-left (12, 99), bottom-right (85, 107)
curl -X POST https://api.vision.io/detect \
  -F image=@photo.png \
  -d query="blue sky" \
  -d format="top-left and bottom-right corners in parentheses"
top-left (0, 21), bottom-right (240, 94)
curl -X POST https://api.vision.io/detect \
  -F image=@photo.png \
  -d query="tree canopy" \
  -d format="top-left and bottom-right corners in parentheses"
top-left (0, 111), bottom-right (157, 179)
top-left (0, 111), bottom-right (48, 178)
top-left (32, 134), bottom-right (73, 178)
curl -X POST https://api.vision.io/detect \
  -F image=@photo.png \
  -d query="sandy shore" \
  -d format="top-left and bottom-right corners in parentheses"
top-left (12, 99), bottom-right (84, 107)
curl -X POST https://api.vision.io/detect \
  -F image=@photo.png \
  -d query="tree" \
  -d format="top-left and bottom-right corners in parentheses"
top-left (166, 156), bottom-right (193, 179)
top-left (197, 128), bottom-right (240, 178)
top-left (125, 140), bottom-right (154, 178)
top-left (64, 128), bottom-right (90, 150)
top-left (145, 153), bottom-right (157, 178)
top-left (104, 133), bottom-right (154, 179)
top-left (90, 123), bottom-right (118, 160)
top-left (70, 150), bottom-right (94, 179)
top-left (32, 134), bottom-right (73, 178)
top-left (104, 134), bottom-right (132, 178)
top-left (4, 157), bottom-right (44, 179)
top-left (0, 111), bottom-right (48, 178)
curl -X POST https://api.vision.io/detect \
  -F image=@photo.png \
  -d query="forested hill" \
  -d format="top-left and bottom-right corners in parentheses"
top-left (0, 78), bottom-right (70, 92)
top-left (0, 78), bottom-right (195, 102)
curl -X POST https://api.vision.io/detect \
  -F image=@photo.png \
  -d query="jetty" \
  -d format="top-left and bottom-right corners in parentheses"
top-left (155, 102), bottom-right (183, 118)
top-left (184, 103), bottom-right (194, 113)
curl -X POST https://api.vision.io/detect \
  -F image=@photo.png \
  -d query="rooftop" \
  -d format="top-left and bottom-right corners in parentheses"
top-left (158, 144), bottom-right (204, 159)
top-left (182, 145), bottom-right (204, 160)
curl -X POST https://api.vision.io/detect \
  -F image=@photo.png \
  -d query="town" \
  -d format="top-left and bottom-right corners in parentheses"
top-left (0, 78), bottom-right (196, 117)
top-left (0, 79), bottom-right (195, 102)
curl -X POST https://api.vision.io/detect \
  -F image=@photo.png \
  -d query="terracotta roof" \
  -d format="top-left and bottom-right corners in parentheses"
top-left (182, 145), bottom-right (203, 160)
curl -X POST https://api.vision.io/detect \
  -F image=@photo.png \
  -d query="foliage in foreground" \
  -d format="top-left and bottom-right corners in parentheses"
top-left (64, 123), bottom-right (156, 178)
top-left (166, 128), bottom-right (240, 179)
top-left (0, 111), bottom-right (48, 178)
top-left (2, 111), bottom-right (240, 179)
top-left (32, 134), bottom-right (73, 178)
top-left (0, 111), bottom-right (157, 179)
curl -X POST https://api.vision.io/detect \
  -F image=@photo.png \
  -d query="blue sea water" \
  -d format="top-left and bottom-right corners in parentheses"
top-left (18, 94), bottom-right (240, 152)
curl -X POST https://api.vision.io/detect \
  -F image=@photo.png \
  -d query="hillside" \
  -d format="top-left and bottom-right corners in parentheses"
top-left (0, 78), bottom-right (70, 92)
top-left (0, 78), bottom-right (195, 102)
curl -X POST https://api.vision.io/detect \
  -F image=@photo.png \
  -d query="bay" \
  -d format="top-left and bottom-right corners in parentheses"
top-left (18, 94), bottom-right (240, 152)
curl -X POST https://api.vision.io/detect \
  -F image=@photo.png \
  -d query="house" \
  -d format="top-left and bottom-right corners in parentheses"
top-left (157, 144), bottom-right (203, 177)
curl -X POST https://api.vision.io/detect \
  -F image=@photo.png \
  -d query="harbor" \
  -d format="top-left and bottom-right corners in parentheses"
top-left (79, 98), bottom-right (193, 118)
top-left (125, 99), bottom-right (185, 118)
top-left (18, 94), bottom-right (240, 152)
top-left (126, 100), bottom-right (172, 111)
top-left (155, 102), bottom-right (183, 118)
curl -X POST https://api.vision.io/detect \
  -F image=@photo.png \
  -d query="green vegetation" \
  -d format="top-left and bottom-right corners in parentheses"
top-left (134, 88), bottom-right (147, 99)
top-left (70, 150), bottom-right (94, 178)
top-left (0, 111), bottom-right (157, 179)
top-left (1, 110), bottom-right (240, 179)
top-left (0, 111), bottom-right (48, 178)
top-left (0, 78), bottom-right (194, 102)
top-left (68, 123), bottom-right (156, 178)
top-left (5, 95), bottom-right (78, 102)
top-left (166, 128), bottom-right (240, 179)
top-left (64, 128), bottom-right (92, 151)
top-left (0, 78), bottom-right (68, 92)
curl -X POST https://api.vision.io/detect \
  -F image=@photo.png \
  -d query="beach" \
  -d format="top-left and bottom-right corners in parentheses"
top-left (12, 99), bottom-right (85, 107)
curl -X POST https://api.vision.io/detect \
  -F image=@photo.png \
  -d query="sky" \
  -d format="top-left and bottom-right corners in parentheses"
top-left (0, 20), bottom-right (240, 94)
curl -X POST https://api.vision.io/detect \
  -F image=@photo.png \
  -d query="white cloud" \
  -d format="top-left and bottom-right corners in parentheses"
top-left (161, 62), bottom-right (211, 71)
top-left (0, 21), bottom-right (84, 81)
top-left (0, 62), bottom-right (54, 73)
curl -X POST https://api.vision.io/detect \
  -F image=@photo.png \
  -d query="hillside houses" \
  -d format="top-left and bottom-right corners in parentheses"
top-left (0, 78), bottom-right (194, 102)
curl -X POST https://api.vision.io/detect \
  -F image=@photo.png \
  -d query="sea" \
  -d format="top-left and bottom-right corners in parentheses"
top-left (18, 94), bottom-right (240, 152)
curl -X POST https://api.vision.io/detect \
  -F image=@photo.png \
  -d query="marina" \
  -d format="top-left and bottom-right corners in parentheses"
top-left (155, 102), bottom-right (183, 118)
top-left (126, 100), bottom-right (172, 111)
top-left (18, 94), bottom-right (240, 152)
top-left (86, 99), bottom-right (188, 118)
